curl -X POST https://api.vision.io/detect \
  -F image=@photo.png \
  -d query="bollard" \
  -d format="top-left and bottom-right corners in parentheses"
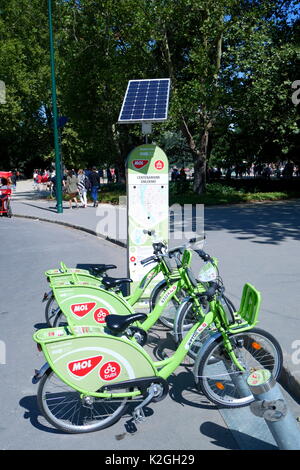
top-left (247, 369), bottom-right (300, 450)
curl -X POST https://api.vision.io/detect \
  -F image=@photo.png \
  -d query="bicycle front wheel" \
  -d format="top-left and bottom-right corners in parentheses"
top-left (196, 328), bottom-right (283, 408)
top-left (150, 282), bottom-right (185, 329)
top-left (175, 300), bottom-right (214, 359)
top-left (37, 369), bottom-right (129, 433)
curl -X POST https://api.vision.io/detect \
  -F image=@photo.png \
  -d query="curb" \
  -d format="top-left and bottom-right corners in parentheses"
top-left (12, 212), bottom-right (300, 403)
top-left (13, 213), bottom-right (127, 248)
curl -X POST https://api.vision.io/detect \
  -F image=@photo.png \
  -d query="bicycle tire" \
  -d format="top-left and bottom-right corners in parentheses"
top-left (52, 310), bottom-right (67, 327)
top-left (45, 293), bottom-right (61, 327)
top-left (150, 281), bottom-right (185, 329)
top-left (37, 368), bottom-right (129, 433)
top-left (175, 300), bottom-right (217, 359)
top-left (195, 327), bottom-right (283, 408)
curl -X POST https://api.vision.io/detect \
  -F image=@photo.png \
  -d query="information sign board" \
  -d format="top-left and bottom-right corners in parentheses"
top-left (126, 144), bottom-right (169, 303)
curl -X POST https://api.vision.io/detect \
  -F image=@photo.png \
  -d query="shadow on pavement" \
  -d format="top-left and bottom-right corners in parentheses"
top-left (168, 370), bottom-right (218, 411)
top-left (200, 421), bottom-right (277, 450)
top-left (19, 202), bottom-right (57, 213)
top-left (19, 395), bottom-right (65, 435)
top-left (204, 202), bottom-right (300, 244)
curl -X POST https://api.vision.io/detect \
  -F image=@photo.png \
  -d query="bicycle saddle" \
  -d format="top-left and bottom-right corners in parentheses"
top-left (90, 264), bottom-right (117, 274)
top-left (106, 313), bottom-right (147, 334)
top-left (101, 277), bottom-right (132, 288)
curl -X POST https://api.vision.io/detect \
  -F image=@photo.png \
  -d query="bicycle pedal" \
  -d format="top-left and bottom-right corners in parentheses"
top-left (133, 408), bottom-right (146, 423)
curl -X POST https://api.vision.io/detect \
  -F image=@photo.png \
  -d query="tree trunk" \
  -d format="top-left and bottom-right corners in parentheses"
top-left (193, 129), bottom-right (209, 194)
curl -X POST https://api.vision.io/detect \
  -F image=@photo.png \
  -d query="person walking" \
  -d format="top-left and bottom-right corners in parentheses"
top-left (88, 167), bottom-right (100, 207)
top-left (77, 169), bottom-right (90, 208)
top-left (65, 170), bottom-right (79, 209)
top-left (10, 171), bottom-right (17, 192)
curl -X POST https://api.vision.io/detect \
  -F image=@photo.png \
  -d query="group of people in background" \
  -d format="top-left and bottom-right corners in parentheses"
top-left (208, 161), bottom-right (299, 181)
top-left (36, 167), bottom-right (117, 209)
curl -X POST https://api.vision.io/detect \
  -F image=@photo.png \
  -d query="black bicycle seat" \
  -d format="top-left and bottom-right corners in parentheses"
top-left (101, 277), bottom-right (132, 288)
top-left (90, 264), bottom-right (117, 274)
top-left (106, 313), bottom-right (147, 334)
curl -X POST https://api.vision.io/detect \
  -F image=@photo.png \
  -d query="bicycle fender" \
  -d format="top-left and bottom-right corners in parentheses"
top-left (32, 362), bottom-right (50, 384)
top-left (192, 332), bottom-right (222, 384)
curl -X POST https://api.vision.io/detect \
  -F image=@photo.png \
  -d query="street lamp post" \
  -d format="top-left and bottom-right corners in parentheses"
top-left (47, 0), bottom-right (63, 213)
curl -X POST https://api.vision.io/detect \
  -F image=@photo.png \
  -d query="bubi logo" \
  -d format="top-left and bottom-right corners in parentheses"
top-left (132, 160), bottom-right (149, 169)
top-left (154, 160), bottom-right (164, 170)
top-left (70, 302), bottom-right (96, 318)
top-left (68, 355), bottom-right (103, 378)
top-left (99, 361), bottom-right (121, 381)
top-left (94, 307), bottom-right (110, 324)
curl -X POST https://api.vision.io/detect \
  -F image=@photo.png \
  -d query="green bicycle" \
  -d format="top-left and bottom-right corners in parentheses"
top-left (46, 241), bottom-right (201, 341)
top-left (33, 280), bottom-right (282, 433)
top-left (43, 263), bottom-right (117, 326)
top-left (43, 231), bottom-right (193, 328)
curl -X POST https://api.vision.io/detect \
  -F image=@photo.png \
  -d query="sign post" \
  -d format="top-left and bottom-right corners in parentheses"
top-left (126, 144), bottom-right (169, 305)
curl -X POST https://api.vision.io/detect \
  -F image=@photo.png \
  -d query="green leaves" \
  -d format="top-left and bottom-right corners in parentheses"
top-left (0, 0), bottom-right (298, 180)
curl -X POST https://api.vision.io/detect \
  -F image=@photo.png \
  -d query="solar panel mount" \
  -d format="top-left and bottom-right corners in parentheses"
top-left (118, 78), bottom-right (171, 125)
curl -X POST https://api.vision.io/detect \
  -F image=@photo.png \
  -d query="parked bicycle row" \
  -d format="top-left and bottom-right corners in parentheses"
top-left (32, 232), bottom-right (283, 433)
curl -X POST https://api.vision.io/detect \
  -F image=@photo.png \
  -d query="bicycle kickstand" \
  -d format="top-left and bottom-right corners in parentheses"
top-left (132, 384), bottom-right (160, 423)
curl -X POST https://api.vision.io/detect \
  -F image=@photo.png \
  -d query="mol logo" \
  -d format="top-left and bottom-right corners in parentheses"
top-left (132, 159), bottom-right (149, 169)
top-left (99, 361), bottom-right (121, 381)
top-left (68, 355), bottom-right (103, 378)
top-left (94, 308), bottom-right (110, 324)
top-left (70, 302), bottom-right (96, 318)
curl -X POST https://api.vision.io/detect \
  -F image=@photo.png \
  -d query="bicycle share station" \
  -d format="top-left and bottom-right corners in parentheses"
top-left (33, 79), bottom-right (300, 449)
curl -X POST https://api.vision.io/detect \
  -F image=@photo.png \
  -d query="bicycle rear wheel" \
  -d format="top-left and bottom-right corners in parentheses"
top-left (37, 368), bottom-right (129, 433)
top-left (195, 328), bottom-right (283, 408)
top-left (45, 294), bottom-right (61, 327)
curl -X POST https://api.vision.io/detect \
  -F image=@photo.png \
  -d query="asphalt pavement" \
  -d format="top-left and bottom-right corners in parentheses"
top-left (0, 217), bottom-right (238, 450)
top-left (1, 180), bottom-right (300, 450)
top-left (11, 181), bottom-right (300, 398)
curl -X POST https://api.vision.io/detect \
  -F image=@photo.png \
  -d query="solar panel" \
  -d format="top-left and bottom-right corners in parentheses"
top-left (118, 78), bottom-right (171, 124)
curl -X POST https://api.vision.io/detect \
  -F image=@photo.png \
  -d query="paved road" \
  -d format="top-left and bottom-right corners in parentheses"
top-left (0, 218), bottom-right (238, 450)
top-left (203, 201), bottom-right (300, 392)
top-left (11, 189), bottom-right (300, 395)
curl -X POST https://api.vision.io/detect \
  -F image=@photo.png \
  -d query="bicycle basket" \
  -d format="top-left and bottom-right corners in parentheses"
top-left (236, 283), bottom-right (261, 327)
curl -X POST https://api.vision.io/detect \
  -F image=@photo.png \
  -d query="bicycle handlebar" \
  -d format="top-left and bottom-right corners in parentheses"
top-left (194, 249), bottom-right (213, 263)
top-left (197, 281), bottom-right (218, 301)
top-left (140, 256), bottom-right (157, 266)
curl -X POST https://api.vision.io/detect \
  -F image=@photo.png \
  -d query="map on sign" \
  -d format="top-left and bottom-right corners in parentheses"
top-left (126, 144), bottom-right (169, 303)
top-left (118, 78), bottom-right (171, 123)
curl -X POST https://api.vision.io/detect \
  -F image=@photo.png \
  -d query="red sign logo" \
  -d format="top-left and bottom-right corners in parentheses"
top-left (132, 159), bottom-right (149, 169)
top-left (94, 308), bottom-right (110, 324)
top-left (70, 302), bottom-right (96, 318)
top-left (99, 361), bottom-right (121, 381)
top-left (130, 256), bottom-right (136, 262)
top-left (68, 355), bottom-right (103, 377)
top-left (155, 160), bottom-right (164, 170)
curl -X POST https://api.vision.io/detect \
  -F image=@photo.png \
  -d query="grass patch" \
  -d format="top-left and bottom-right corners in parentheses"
top-left (169, 183), bottom-right (300, 205)
top-left (47, 182), bottom-right (300, 206)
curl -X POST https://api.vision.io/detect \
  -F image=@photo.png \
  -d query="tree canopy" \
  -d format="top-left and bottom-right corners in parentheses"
top-left (0, 0), bottom-right (299, 192)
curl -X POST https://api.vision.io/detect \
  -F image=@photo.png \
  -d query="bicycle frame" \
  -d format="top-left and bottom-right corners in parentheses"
top-left (45, 250), bottom-right (187, 308)
top-left (48, 249), bottom-right (197, 332)
top-left (33, 304), bottom-right (247, 400)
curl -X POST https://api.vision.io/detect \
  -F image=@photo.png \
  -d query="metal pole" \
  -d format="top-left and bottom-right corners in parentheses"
top-left (247, 369), bottom-right (300, 450)
top-left (48, 0), bottom-right (63, 213)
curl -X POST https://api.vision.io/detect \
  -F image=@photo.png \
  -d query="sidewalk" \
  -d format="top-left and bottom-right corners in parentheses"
top-left (12, 180), bottom-right (127, 247)
top-left (10, 180), bottom-right (300, 404)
